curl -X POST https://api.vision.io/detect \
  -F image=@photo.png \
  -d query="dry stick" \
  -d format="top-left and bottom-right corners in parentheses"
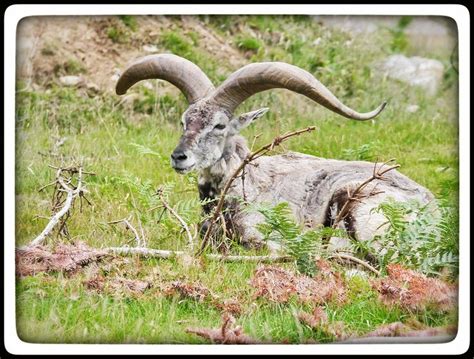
top-left (47, 164), bottom-right (96, 176)
top-left (198, 126), bottom-right (316, 256)
top-left (105, 246), bottom-right (292, 263)
top-left (329, 253), bottom-right (381, 276)
top-left (327, 160), bottom-right (400, 276)
top-left (156, 188), bottom-right (195, 251)
top-left (108, 216), bottom-right (143, 247)
top-left (29, 166), bottom-right (91, 247)
top-left (332, 160), bottom-right (400, 229)
top-left (37, 181), bottom-right (57, 193)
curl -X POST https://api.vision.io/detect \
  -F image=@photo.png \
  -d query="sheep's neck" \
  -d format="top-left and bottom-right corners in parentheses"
top-left (197, 135), bottom-right (249, 214)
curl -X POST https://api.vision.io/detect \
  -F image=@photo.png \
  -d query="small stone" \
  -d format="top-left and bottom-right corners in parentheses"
top-left (110, 73), bottom-right (120, 83)
top-left (406, 104), bottom-right (420, 113)
top-left (143, 44), bottom-right (159, 53)
top-left (345, 269), bottom-right (368, 279)
top-left (86, 82), bottom-right (100, 94)
top-left (375, 55), bottom-right (444, 96)
top-left (119, 93), bottom-right (140, 106)
top-left (59, 75), bottom-right (83, 87)
top-left (143, 81), bottom-right (154, 90)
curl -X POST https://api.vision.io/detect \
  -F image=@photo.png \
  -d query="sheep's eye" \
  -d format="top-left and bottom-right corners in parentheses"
top-left (214, 124), bottom-right (226, 130)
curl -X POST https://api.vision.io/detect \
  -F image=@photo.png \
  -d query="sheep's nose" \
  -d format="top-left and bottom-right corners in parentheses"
top-left (171, 149), bottom-right (188, 162)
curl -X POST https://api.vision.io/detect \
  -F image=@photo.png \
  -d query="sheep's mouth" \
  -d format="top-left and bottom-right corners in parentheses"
top-left (173, 164), bottom-right (195, 174)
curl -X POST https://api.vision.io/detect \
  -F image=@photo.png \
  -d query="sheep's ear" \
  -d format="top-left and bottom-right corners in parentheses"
top-left (229, 107), bottom-right (269, 134)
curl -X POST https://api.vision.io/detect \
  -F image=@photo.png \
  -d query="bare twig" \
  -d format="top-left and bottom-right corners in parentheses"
top-left (108, 216), bottom-right (143, 247)
top-left (249, 133), bottom-right (262, 152)
top-left (329, 253), bottom-right (381, 276)
top-left (198, 126), bottom-right (316, 255)
top-left (155, 187), bottom-right (194, 251)
top-left (28, 166), bottom-right (93, 247)
top-left (332, 160), bottom-right (400, 229)
top-left (37, 181), bottom-right (57, 193)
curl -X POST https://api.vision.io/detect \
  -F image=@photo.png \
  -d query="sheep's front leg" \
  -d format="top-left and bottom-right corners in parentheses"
top-left (233, 210), bottom-right (283, 255)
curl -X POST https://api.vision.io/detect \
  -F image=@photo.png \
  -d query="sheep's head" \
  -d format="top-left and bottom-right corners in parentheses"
top-left (168, 100), bottom-right (268, 173)
top-left (116, 54), bottom-right (386, 174)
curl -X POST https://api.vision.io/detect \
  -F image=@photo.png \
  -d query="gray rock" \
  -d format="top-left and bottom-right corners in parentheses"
top-left (86, 82), bottom-right (100, 94)
top-left (143, 44), bottom-right (159, 53)
top-left (344, 269), bottom-right (368, 279)
top-left (376, 55), bottom-right (444, 95)
top-left (312, 16), bottom-right (457, 56)
top-left (59, 75), bottom-right (83, 87)
top-left (406, 104), bottom-right (420, 113)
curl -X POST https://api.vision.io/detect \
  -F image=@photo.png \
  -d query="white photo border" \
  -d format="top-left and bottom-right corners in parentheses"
top-left (4, 4), bottom-right (470, 355)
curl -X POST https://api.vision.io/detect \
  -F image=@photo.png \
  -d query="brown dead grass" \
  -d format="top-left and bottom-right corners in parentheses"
top-left (213, 298), bottom-right (243, 317)
top-left (163, 280), bottom-right (243, 316)
top-left (16, 241), bottom-right (107, 277)
top-left (186, 313), bottom-right (260, 344)
top-left (250, 260), bottom-right (346, 305)
top-left (371, 264), bottom-right (458, 312)
top-left (163, 280), bottom-right (211, 302)
top-left (84, 274), bottom-right (150, 295)
top-left (297, 306), bottom-right (348, 340)
top-left (360, 321), bottom-right (457, 339)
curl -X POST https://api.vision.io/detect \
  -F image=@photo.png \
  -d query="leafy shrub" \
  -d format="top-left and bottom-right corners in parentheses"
top-left (160, 31), bottom-right (192, 56)
top-left (107, 26), bottom-right (129, 44)
top-left (53, 58), bottom-right (86, 76)
top-left (236, 37), bottom-right (262, 52)
top-left (342, 142), bottom-right (379, 161)
top-left (118, 15), bottom-right (138, 31)
top-left (359, 199), bottom-right (459, 276)
top-left (389, 16), bottom-right (412, 53)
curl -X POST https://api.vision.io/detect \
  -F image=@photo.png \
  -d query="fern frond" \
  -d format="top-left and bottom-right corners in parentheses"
top-left (129, 142), bottom-right (162, 158)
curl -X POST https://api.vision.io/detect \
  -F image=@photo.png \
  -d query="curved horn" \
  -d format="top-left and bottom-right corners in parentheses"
top-left (209, 62), bottom-right (386, 120)
top-left (115, 54), bottom-right (215, 104)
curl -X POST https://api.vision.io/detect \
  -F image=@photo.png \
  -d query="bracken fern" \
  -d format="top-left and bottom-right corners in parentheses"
top-left (365, 198), bottom-right (459, 277)
top-left (251, 202), bottom-right (345, 276)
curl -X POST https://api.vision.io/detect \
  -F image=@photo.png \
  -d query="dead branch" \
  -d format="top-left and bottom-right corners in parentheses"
top-left (198, 126), bottom-right (316, 255)
top-left (332, 159), bottom-right (400, 229)
top-left (155, 187), bottom-right (195, 250)
top-left (105, 246), bottom-right (292, 263)
top-left (329, 253), bottom-right (381, 276)
top-left (107, 216), bottom-right (143, 247)
top-left (28, 166), bottom-right (93, 248)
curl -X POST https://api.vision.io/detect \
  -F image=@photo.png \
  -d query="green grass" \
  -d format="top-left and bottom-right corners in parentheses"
top-left (236, 37), bottom-right (262, 52)
top-left (15, 15), bottom-right (459, 344)
top-left (118, 15), bottom-right (138, 32)
top-left (53, 58), bottom-right (86, 76)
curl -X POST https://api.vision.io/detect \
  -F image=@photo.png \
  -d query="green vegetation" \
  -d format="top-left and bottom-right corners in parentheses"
top-left (253, 202), bottom-right (346, 276)
top-left (342, 141), bottom-right (380, 161)
top-left (107, 25), bottom-right (129, 44)
top-left (40, 42), bottom-right (57, 57)
top-left (362, 199), bottom-right (459, 276)
top-left (53, 58), bottom-right (86, 76)
top-left (118, 15), bottom-right (138, 31)
top-left (236, 37), bottom-right (262, 52)
top-left (15, 15), bottom-right (458, 344)
top-left (389, 16), bottom-right (413, 53)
